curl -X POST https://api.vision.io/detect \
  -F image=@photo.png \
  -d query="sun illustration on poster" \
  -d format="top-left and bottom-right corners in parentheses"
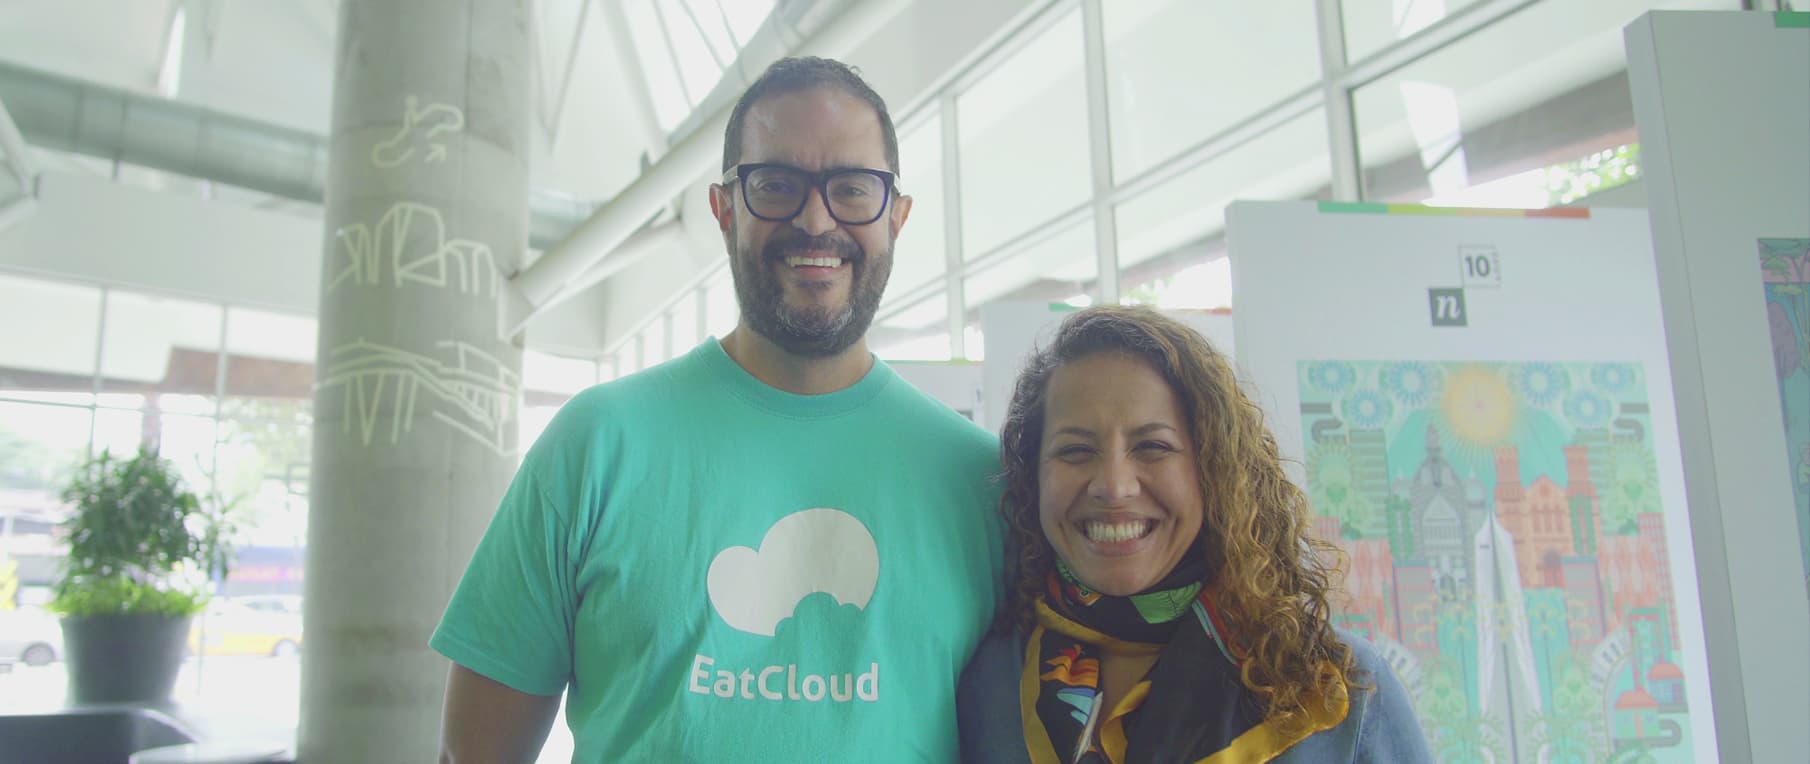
top-left (1441, 365), bottom-right (1518, 449)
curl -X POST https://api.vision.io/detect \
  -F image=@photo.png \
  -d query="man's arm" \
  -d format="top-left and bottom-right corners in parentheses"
top-left (439, 663), bottom-right (562, 764)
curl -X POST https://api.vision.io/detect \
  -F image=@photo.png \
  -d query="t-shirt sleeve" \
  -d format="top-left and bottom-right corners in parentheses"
top-left (430, 456), bottom-right (579, 697)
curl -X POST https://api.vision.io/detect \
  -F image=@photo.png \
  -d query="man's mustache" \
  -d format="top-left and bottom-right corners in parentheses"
top-left (762, 232), bottom-right (862, 262)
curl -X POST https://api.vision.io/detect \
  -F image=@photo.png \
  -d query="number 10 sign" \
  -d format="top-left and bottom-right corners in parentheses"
top-left (1459, 244), bottom-right (1501, 288)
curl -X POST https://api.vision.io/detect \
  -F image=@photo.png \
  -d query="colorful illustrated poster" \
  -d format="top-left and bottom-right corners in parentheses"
top-left (1300, 360), bottom-right (1692, 763)
top-left (1758, 237), bottom-right (1810, 583)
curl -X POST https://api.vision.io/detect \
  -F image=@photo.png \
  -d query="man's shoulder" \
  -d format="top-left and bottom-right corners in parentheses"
top-left (563, 354), bottom-right (714, 416)
top-left (873, 369), bottom-right (996, 445)
top-left (530, 361), bottom-right (711, 447)
top-left (874, 383), bottom-right (998, 464)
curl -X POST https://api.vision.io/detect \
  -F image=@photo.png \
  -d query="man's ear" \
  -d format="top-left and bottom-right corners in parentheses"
top-left (890, 194), bottom-right (913, 238)
top-left (708, 184), bottom-right (734, 233)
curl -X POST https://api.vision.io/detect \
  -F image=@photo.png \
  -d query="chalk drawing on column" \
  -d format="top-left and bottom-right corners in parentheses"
top-left (319, 338), bottom-right (522, 457)
top-left (371, 95), bottom-right (464, 168)
top-left (328, 202), bottom-right (499, 298)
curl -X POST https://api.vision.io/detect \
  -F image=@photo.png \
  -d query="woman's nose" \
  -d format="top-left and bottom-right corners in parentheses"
top-left (1087, 455), bottom-right (1140, 505)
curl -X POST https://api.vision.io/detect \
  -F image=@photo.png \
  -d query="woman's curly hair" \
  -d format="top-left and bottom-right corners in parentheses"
top-left (996, 305), bottom-right (1353, 727)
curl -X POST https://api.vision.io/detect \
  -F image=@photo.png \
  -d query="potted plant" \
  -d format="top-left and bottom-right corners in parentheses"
top-left (48, 447), bottom-right (233, 705)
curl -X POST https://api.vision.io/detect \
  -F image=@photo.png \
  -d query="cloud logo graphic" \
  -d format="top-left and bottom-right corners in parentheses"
top-left (706, 508), bottom-right (879, 637)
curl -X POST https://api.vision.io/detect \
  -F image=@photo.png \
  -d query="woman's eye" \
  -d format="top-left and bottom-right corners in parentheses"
top-left (1135, 441), bottom-right (1176, 456)
top-left (1052, 445), bottom-right (1094, 462)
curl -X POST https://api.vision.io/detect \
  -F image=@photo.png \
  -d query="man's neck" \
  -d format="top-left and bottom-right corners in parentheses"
top-left (719, 326), bottom-right (875, 395)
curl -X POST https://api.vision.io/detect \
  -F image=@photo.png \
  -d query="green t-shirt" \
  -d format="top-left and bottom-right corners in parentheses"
top-left (431, 339), bottom-right (1004, 761)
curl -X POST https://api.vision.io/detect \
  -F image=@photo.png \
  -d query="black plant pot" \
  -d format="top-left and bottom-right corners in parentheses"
top-left (59, 613), bottom-right (193, 705)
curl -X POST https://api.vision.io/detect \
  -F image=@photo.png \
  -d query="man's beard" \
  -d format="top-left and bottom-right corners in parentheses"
top-left (729, 226), bottom-right (891, 358)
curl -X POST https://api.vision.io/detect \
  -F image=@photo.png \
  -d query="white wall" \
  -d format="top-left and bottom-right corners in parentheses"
top-left (1627, 10), bottom-right (1810, 762)
top-left (0, 171), bottom-right (322, 313)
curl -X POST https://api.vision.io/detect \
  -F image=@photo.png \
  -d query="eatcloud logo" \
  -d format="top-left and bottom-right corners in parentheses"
top-left (692, 508), bottom-right (881, 703)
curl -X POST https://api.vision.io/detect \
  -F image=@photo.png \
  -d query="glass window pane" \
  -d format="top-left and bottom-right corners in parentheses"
top-left (1116, 107), bottom-right (1329, 273)
top-left (1354, 0), bottom-right (1734, 205)
top-left (962, 323), bottom-right (987, 362)
top-left (718, 0), bottom-right (775, 45)
top-left (647, 319), bottom-right (669, 366)
top-left (874, 333), bottom-right (956, 362)
top-left (518, 402), bottom-right (562, 459)
top-left (1341, 0), bottom-right (1486, 64)
top-left (958, 9), bottom-right (1090, 260)
top-left (618, 341), bottom-right (641, 376)
top-left (704, 270), bottom-right (737, 340)
top-left (2, 391), bottom-right (94, 406)
top-left (153, 412), bottom-right (217, 491)
top-left (523, 350), bottom-right (598, 397)
top-left (0, 274), bottom-right (101, 398)
top-left (1123, 258), bottom-right (1234, 311)
top-left (670, 292), bottom-right (700, 355)
top-left (93, 406), bottom-right (146, 458)
top-left (1104, 0), bottom-right (1320, 182)
top-left (682, 0), bottom-right (739, 63)
top-left (656, 0), bottom-right (725, 105)
top-left (226, 308), bottom-right (315, 366)
top-left (223, 308), bottom-right (315, 433)
top-left (215, 398), bottom-right (312, 557)
top-left (0, 399), bottom-right (92, 504)
top-left (99, 291), bottom-right (223, 413)
top-left (873, 293), bottom-right (951, 362)
top-left (624, 0), bottom-right (691, 130)
top-left (887, 113), bottom-right (948, 307)
top-left (965, 221), bottom-right (1098, 316)
top-left (0, 401), bottom-right (93, 610)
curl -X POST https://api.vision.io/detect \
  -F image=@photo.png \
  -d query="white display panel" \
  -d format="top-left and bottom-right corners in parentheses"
top-left (1229, 200), bottom-right (1711, 763)
top-left (1627, 11), bottom-right (1810, 762)
top-left (891, 360), bottom-right (982, 422)
top-left (978, 301), bottom-right (1234, 433)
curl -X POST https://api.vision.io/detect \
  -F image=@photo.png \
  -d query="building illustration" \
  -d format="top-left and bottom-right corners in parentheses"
top-left (1303, 360), bottom-right (1693, 762)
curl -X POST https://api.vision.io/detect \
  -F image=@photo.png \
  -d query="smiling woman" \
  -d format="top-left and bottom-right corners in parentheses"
top-left (1036, 353), bottom-right (1204, 599)
top-left (958, 305), bottom-right (1433, 763)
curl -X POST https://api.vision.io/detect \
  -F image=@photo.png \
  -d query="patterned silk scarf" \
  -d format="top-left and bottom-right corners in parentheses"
top-left (1023, 560), bottom-right (1349, 764)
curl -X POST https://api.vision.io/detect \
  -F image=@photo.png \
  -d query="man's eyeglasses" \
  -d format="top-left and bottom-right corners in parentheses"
top-left (722, 163), bottom-right (899, 226)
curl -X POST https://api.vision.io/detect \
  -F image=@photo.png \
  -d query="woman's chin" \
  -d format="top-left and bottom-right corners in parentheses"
top-left (1064, 562), bottom-right (1163, 597)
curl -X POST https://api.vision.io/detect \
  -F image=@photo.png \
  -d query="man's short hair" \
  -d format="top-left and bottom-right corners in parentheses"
top-left (722, 56), bottom-right (901, 176)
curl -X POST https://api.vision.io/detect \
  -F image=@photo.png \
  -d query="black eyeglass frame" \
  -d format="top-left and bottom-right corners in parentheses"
top-left (721, 162), bottom-right (901, 226)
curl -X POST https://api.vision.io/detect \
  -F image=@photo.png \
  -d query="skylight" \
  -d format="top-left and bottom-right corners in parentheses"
top-left (623, 0), bottom-right (778, 132)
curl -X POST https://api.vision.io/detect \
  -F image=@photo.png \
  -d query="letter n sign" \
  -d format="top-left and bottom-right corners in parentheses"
top-left (1428, 288), bottom-right (1467, 327)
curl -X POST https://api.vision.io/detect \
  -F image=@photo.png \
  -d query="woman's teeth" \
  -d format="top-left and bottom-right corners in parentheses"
top-left (1083, 519), bottom-right (1154, 543)
top-left (786, 256), bottom-right (842, 268)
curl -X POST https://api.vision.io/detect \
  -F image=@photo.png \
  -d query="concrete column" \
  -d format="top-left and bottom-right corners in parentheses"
top-left (302, 1), bottom-right (530, 760)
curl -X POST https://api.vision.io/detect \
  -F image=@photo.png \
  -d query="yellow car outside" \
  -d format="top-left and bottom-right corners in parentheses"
top-left (187, 596), bottom-right (303, 657)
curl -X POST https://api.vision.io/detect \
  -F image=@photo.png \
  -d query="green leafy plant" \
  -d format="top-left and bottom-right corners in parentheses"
top-left (48, 448), bottom-right (235, 618)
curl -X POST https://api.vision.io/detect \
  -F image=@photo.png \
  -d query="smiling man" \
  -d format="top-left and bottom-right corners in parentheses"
top-left (432, 58), bottom-right (1004, 762)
